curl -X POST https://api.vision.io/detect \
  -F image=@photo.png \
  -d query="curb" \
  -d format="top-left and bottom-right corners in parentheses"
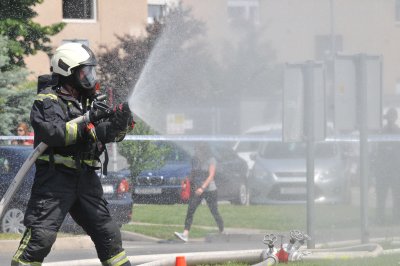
top-left (0, 236), bottom-right (94, 253)
top-left (0, 230), bottom-right (158, 253)
top-left (121, 230), bottom-right (161, 242)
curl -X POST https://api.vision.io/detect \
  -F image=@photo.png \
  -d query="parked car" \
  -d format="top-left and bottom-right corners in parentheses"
top-left (62, 169), bottom-right (133, 232)
top-left (133, 142), bottom-right (249, 205)
top-left (248, 137), bottom-right (351, 204)
top-left (233, 124), bottom-right (281, 173)
top-left (0, 145), bottom-right (34, 234)
top-left (0, 145), bottom-right (133, 234)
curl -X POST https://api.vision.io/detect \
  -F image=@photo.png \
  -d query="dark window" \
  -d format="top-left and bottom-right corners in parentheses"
top-left (62, 39), bottom-right (89, 46)
top-left (63, 0), bottom-right (95, 20)
top-left (148, 4), bottom-right (165, 24)
top-left (227, 0), bottom-right (259, 26)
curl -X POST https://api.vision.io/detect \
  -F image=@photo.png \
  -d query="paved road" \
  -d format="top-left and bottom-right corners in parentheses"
top-left (0, 234), bottom-right (267, 264)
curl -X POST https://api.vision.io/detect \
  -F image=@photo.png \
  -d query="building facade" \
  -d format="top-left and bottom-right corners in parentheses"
top-left (28, 0), bottom-right (400, 95)
top-left (26, 0), bottom-right (149, 76)
top-left (25, 0), bottom-right (400, 133)
top-left (182, 0), bottom-right (400, 96)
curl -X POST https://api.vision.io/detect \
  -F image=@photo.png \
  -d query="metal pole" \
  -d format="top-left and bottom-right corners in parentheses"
top-left (329, 0), bottom-right (336, 57)
top-left (304, 62), bottom-right (316, 249)
top-left (357, 54), bottom-right (370, 243)
top-left (112, 142), bottom-right (118, 171)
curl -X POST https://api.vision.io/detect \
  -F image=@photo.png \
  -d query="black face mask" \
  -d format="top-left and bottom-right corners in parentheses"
top-left (64, 65), bottom-right (97, 97)
top-left (75, 65), bottom-right (97, 90)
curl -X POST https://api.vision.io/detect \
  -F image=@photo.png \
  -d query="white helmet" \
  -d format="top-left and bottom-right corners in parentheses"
top-left (51, 42), bottom-right (96, 76)
top-left (50, 42), bottom-right (97, 91)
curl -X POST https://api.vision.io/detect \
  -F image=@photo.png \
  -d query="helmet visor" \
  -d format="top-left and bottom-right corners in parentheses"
top-left (76, 65), bottom-right (97, 90)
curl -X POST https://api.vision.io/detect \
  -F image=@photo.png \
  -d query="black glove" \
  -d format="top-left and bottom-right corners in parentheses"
top-left (113, 102), bottom-right (135, 130)
top-left (95, 121), bottom-right (122, 143)
top-left (89, 102), bottom-right (113, 123)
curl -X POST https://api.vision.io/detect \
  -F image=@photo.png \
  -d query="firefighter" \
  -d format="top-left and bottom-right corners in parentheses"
top-left (12, 42), bottom-right (133, 266)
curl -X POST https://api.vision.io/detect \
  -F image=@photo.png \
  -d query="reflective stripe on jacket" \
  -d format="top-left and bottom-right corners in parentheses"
top-left (31, 88), bottom-right (81, 147)
top-left (38, 154), bottom-right (100, 169)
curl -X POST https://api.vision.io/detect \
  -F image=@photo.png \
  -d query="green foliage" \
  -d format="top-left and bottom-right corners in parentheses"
top-left (0, 82), bottom-right (36, 135)
top-left (0, 0), bottom-right (65, 68)
top-left (118, 119), bottom-right (171, 178)
top-left (0, 35), bottom-right (34, 135)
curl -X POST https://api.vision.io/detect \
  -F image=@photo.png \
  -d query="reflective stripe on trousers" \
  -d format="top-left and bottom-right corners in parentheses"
top-left (102, 251), bottom-right (130, 266)
top-left (12, 229), bottom-right (42, 266)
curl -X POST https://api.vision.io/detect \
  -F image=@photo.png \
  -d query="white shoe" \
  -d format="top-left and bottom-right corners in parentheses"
top-left (174, 232), bottom-right (188, 242)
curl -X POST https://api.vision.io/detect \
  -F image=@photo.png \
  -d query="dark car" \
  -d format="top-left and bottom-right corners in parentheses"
top-left (0, 146), bottom-right (34, 234)
top-left (0, 145), bottom-right (133, 233)
top-left (133, 142), bottom-right (248, 205)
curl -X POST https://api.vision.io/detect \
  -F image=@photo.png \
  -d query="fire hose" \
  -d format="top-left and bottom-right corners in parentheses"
top-left (0, 98), bottom-right (127, 220)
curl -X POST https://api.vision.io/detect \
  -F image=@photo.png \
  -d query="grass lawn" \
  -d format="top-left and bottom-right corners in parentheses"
top-left (123, 203), bottom-right (362, 239)
top-left (0, 203), bottom-right (363, 240)
top-left (206, 254), bottom-right (400, 266)
top-left (0, 232), bottom-right (81, 240)
top-left (0, 233), bottom-right (22, 240)
top-left (125, 204), bottom-right (400, 265)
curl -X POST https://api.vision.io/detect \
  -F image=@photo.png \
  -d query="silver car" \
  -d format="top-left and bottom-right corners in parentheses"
top-left (248, 141), bottom-right (351, 204)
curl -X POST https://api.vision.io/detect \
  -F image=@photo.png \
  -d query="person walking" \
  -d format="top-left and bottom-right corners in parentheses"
top-left (12, 42), bottom-right (134, 266)
top-left (372, 107), bottom-right (400, 225)
top-left (174, 142), bottom-right (224, 242)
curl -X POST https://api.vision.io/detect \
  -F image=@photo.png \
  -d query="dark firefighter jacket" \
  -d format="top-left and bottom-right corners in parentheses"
top-left (30, 86), bottom-right (123, 169)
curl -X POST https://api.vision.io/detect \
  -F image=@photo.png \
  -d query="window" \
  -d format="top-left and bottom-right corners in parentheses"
top-left (396, 0), bottom-right (400, 21)
top-left (148, 4), bottom-right (166, 24)
top-left (227, 0), bottom-right (259, 26)
top-left (62, 39), bottom-right (89, 47)
top-left (63, 0), bottom-right (96, 21)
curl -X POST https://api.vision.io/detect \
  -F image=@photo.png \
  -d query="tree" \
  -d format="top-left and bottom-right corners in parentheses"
top-left (118, 119), bottom-right (171, 178)
top-left (0, 36), bottom-right (35, 135)
top-left (0, 0), bottom-right (65, 68)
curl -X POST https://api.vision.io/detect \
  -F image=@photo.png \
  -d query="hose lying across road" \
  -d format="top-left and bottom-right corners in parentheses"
top-left (42, 243), bottom-right (400, 266)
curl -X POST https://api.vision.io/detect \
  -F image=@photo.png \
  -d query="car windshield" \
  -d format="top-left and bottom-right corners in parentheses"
top-left (235, 141), bottom-right (261, 153)
top-left (259, 142), bottom-right (337, 159)
top-left (163, 146), bottom-right (191, 162)
top-left (0, 147), bottom-right (32, 172)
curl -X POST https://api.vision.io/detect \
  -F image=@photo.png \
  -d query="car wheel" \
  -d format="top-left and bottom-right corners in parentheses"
top-left (231, 183), bottom-right (248, 205)
top-left (1, 207), bottom-right (26, 234)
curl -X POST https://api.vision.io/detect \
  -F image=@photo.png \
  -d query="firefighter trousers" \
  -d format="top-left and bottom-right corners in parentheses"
top-left (12, 163), bottom-right (130, 266)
